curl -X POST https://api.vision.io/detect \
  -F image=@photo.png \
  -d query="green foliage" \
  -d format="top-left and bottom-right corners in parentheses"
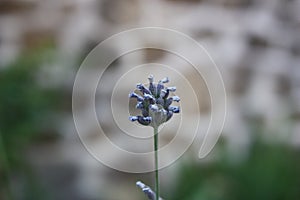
top-left (0, 50), bottom-right (62, 200)
top-left (0, 51), bottom-right (61, 165)
top-left (169, 139), bottom-right (300, 200)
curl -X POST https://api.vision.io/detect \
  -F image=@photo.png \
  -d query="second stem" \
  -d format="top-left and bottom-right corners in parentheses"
top-left (154, 127), bottom-right (159, 200)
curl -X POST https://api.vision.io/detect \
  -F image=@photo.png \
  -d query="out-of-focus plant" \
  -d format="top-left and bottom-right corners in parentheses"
top-left (0, 49), bottom-right (62, 200)
top-left (169, 136), bottom-right (300, 200)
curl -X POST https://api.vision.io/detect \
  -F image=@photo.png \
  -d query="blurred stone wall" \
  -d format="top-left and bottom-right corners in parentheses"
top-left (1, 0), bottom-right (300, 199)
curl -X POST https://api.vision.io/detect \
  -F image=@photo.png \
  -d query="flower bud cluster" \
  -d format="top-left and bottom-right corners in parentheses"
top-left (129, 75), bottom-right (180, 129)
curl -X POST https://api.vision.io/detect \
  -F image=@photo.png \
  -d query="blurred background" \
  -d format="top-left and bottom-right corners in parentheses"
top-left (1, 0), bottom-right (300, 199)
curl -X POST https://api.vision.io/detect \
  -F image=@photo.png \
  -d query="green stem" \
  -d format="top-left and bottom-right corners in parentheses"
top-left (0, 131), bottom-right (13, 200)
top-left (153, 127), bottom-right (159, 200)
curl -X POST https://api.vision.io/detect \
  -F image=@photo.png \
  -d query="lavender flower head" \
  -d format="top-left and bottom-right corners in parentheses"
top-left (129, 75), bottom-right (180, 129)
top-left (136, 181), bottom-right (163, 200)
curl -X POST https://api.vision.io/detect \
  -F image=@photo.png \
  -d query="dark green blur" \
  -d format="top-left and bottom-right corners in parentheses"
top-left (168, 136), bottom-right (300, 200)
top-left (0, 50), bottom-right (63, 200)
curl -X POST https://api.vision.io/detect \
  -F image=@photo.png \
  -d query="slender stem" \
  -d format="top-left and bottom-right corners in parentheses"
top-left (153, 127), bottom-right (159, 200)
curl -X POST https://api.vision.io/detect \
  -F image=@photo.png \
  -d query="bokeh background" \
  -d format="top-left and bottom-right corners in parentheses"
top-left (1, 0), bottom-right (300, 200)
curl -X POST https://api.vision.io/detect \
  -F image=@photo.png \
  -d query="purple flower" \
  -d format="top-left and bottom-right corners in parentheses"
top-left (136, 181), bottom-right (163, 200)
top-left (129, 75), bottom-right (180, 128)
top-left (136, 181), bottom-right (156, 200)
